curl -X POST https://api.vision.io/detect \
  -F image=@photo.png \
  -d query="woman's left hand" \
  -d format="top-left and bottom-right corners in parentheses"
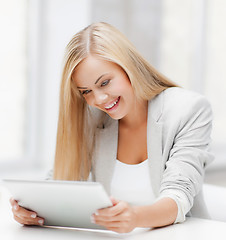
top-left (91, 197), bottom-right (138, 233)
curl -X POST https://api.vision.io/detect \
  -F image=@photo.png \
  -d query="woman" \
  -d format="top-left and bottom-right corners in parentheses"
top-left (10, 22), bottom-right (214, 233)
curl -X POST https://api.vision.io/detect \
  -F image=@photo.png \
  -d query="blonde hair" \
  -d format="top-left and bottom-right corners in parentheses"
top-left (53, 22), bottom-right (177, 180)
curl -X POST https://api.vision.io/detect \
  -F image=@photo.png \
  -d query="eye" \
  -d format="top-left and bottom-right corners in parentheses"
top-left (101, 79), bottom-right (110, 87)
top-left (81, 89), bottom-right (91, 95)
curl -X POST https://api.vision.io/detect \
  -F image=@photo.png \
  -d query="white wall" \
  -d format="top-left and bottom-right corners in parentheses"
top-left (0, 0), bottom-right (92, 177)
top-left (32, 0), bottom-right (92, 170)
top-left (91, 0), bottom-right (162, 66)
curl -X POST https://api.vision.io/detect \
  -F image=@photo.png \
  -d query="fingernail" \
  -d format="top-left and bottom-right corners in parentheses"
top-left (95, 211), bottom-right (99, 216)
top-left (13, 205), bottom-right (18, 210)
top-left (38, 219), bottom-right (44, 225)
top-left (31, 213), bottom-right (36, 218)
top-left (90, 216), bottom-right (95, 224)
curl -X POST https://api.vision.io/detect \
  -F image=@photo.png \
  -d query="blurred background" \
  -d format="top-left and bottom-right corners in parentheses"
top-left (0, 0), bottom-right (225, 217)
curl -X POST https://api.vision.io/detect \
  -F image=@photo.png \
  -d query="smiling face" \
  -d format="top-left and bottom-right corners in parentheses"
top-left (72, 55), bottom-right (137, 120)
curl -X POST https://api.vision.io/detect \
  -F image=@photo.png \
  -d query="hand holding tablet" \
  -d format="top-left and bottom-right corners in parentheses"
top-left (10, 197), bottom-right (45, 226)
top-left (3, 179), bottom-right (112, 230)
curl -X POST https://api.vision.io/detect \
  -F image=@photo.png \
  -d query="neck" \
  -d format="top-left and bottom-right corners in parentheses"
top-left (119, 100), bottom-right (148, 129)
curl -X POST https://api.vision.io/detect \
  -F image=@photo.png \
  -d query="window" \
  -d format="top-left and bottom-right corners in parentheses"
top-left (0, 0), bottom-right (91, 177)
top-left (0, 0), bottom-right (28, 162)
top-left (159, 0), bottom-right (226, 166)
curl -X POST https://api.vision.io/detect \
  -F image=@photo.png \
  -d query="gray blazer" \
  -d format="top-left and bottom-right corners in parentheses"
top-left (92, 87), bottom-right (214, 220)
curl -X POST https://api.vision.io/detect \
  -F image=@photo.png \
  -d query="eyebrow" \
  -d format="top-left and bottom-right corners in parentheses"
top-left (77, 73), bottom-right (108, 89)
top-left (95, 73), bottom-right (107, 84)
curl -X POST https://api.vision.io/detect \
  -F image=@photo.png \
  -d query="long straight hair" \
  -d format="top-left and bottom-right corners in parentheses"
top-left (53, 22), bottom-right (177, 180)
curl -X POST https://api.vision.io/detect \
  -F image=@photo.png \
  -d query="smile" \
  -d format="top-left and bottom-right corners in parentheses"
top-left (105, 97), bottom-right (120, 110)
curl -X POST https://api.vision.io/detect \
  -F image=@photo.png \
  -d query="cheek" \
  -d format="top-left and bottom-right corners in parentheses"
top-left (120, 76), bottom-right (132, 88)
top-left (119, 81), bottom-right (134, 96)
top-left (112, 80), bottom-right (131, 94)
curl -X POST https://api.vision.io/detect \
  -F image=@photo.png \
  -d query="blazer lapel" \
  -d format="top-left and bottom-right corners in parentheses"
top-left (147, 94), bottom-right (164, 197)
top-left (94, 119), bottom-right (118, 195)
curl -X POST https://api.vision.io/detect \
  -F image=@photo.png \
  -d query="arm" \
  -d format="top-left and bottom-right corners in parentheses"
top-left (134, 197), bottom-right (178, 228)
top-left (93, 197), bottom-right (177, 233)
top-left (159, 95), bottom-right (214, 223)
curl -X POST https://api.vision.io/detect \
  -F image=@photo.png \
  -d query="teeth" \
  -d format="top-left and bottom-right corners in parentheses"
top-left (105, 98), bottom-right (119, 110)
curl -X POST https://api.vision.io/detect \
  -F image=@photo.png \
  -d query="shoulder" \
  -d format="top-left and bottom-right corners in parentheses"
top-left (162, 87), bottom-right (211, 117)
top-left (163, 87), bottom-right (210, 109)
top-left (151, 87), bottom-right (212, 125)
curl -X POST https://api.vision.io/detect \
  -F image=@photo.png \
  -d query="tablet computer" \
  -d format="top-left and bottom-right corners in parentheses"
top-left (2, 179), bottom-right (112, 230)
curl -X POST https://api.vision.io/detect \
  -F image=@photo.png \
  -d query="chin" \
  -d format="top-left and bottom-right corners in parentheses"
top-left (107, 112), bottom-right (125, 120)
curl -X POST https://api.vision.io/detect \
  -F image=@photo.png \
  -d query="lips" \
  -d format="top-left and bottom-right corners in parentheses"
top-left (104, 97), bottom-right (120, 110)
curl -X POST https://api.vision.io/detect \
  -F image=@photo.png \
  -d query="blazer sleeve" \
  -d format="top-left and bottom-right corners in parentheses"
top-left (158, 95), bottom-right (214, 223)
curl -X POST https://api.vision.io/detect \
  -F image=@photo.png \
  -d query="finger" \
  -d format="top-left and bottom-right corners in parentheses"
top-left (110, 196), bottom-right (120, 206)
top-left (10, 198), bottom-right (45, 226)
top-left (12, 205), bottom-right (37, 219)
top-left (9, 197), bottom-right (15, 206)
top-left (10, 198), bottom-right (19, 210)
top-left (10, 198), bottom-right (36, 217)
top-left (12, 206), bottom-right (44, 226)
top-left (13, 214), bottom-right (44, 226)
top-left (97, 201), bottom-right (128, 217)
top-left (93, 212), bottom-right (125, 223)
top-left (95, 219), bottom-right (122, 229)
top-left (101, 223), bottom-right (133, 234)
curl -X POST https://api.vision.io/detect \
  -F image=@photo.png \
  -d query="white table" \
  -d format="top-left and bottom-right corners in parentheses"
top-left (1, 185), bottom-right (226, 240)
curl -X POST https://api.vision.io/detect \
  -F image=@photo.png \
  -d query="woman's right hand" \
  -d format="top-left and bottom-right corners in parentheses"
top-left (10, 198), bottom-right (44, 226)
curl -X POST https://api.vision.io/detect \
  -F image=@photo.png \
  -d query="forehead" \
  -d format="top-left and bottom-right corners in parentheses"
top-left (72, 55), bottom-right (120, 86)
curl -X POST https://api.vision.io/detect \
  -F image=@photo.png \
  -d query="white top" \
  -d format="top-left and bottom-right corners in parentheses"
top-left (111, 159), bottom-right (189, 223)
top-left (111, 159), bottom-right (155, 206)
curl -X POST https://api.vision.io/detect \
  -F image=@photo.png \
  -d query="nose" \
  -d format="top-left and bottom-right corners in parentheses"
top-left (94, 92), bottom-right (108, 105)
